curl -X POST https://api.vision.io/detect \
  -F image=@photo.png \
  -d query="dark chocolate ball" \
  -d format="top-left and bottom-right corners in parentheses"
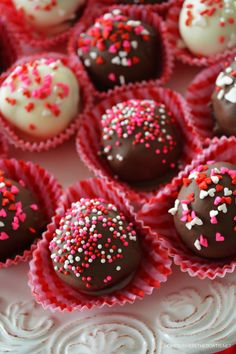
top-left (101, 99), bottom-right (182, 184)
top-left (169, 162), bottom-right (236, 259)
top-left (0, 172), bottom-right (47, 262)
top-left (212, 58), bottom-right (236, 136)
top-left (49, 198), bottom-right (142, 295)
top-left (77, 9), bottom-right (161, 91)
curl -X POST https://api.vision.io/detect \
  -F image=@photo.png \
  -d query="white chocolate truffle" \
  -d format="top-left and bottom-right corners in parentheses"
top-left (0, 58), bottom-right (80, 139)
top-left (179, 0), bottom-right (236, 57)
top-left (13, 0), bottom-right (85, 33)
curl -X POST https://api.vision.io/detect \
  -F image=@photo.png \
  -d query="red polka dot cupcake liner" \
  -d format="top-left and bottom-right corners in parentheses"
top-left (68, 4), bottom-right (174, 101)
top-left (166, 0), bottom-right (236, 67)
top-left (137, 136), bottom-right (236, 280)
top-left (28, 177), bottom-right (172, 312)
top-left (0, 53), bottom-right (94, 152)
top-left (186, 56), bottom-right (235, 143)
top-left (76, 84), bottom-right (202, 207)
top-left (0, 0), bottom-right (87, 49)
top-left (88, 0), bottom-right (176, 18)
top-left (0, 158), bottom-right (63, 269)
top-left (0, 18), bottom-right (22, 76)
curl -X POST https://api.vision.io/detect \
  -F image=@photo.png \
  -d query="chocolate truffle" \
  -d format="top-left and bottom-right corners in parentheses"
top-left (0, 58), bottom-right (80, 140)
top-left (179, 0), bottom-right (236, 57)
top-left (77, 9), bottom-right (161, 91)
top-left (0, 171), bottom-right (47, 262)
top-left (101, 99), bottom-right (182, 184)
top-left (169, 162), bottom-right (236, 259)
top-left (49, 198), bottom-right (142, 295)
top-left (13, 0), bottom-right (85, 35)
top-left (212, 57), bottom-right (236, 136)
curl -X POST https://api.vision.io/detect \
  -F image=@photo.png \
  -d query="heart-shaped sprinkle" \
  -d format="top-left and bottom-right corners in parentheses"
top-left (210, 210), bottom-right (218, 217)
top-left (200, 235), bottom-right (208, 248)
top-left (194, 239), bottom-right (201, 251)
top-left (218, 203), bottom-right (227, 213)
top-left (0, 232), bottom-right (9, 240)
top-left (216, 73), bottom-right (233, 87)
top-left (208, 188), bottom-right (216, 197)
top-left (211, 176), bottom-right (219, 184)
top-left (224, 187), bottom-right (232, 196)
top-left (200, 190), bottom-right (208, 199)
top-left (0, 221), bottom-right (4, 227)
top-left (216, 232), bottom-right (225, 242)
top-left (225, 87), bottom-right (236, 104)
top-left (0, 209), bottom-right (7, 217)
top-left (210, 216), bottom-right (218, 224)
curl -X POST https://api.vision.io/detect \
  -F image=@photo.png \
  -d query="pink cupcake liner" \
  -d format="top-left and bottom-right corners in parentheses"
top-left (186, 57), bottom-right (235, 143)
top-left (0, 158), bottom-right (63, 269)
top-left (28, 177), bottom-right (172, 312)
top-left (0, 52), bottom-right (94, 152)
top-left (0, 134), bottom-right (9, 158)
top-left (89, 0), bottom-right (176, 17)
top-left (68, 4), bottom-right (174, 101)
top-left (0, 18), bottom-right (22, 75)
top-left (137, 136), bottom-right (236, 280)
top-left (76, 84), bottom-right (203, 207)
top-left (166, 0), bottom-right (236, 67)
top-left (0, 0), bottom-right (87, 49)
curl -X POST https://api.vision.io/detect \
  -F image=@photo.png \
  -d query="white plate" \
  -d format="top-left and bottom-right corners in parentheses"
top-left (0, 63), bottom-right (235, 354)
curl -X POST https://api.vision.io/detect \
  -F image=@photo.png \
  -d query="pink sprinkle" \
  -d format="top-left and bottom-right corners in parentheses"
top-left (0, 209), bottom-right (7, 217)
top-left (108, 73), bottom-right (116, 82)
top-left (108, 44), bottom-right (117, 53)
top-left (30, 204), bottom-right (39, 211)
top-left (0, 232), bottom-right (9, 240)
top-left (11, 185), bottom-right (19, 194)
top-left (214, 197), bottom-right (222, 206)
top-left (211, 217), bottom-right (218, 224)
top-left (200, 235), bottom-right (208, 248)
top-left (216, 232), bottom-right (225, 242)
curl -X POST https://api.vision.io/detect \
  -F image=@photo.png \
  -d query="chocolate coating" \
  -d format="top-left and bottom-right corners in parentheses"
top-left (101, 99), bottom-right (182, 184)
top-left (212, 58), bottom-right (236, 136)
top-left (0, 173), bottom-right (47, 262)
top-left (77, 9), bottom-right (161, 91)
top-left (169, 162), bottom-right (236, 259)
top-left (50, 198), bottom-right (142, 295)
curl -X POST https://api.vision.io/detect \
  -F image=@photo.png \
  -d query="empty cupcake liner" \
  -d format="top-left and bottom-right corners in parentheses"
top-left (0, 0), bottom-right (87, 49)
top-left (68, 4), bottom-right (174, 101)
top-left (28, 177), bottom-right (172, 312)
top-left (0, 52), bottom-right (94, 152)
top-left (137, 136), bottom-right (236, 280)
top-left (76, 84), bottom-right (203, 208)
top-left (166, 0), bottom-right (236, 67)
top-left (186, 58), bottom-right (235, 143)
top-left (0, 17), bottom-right (22, 76)
top-left (0, 158), bottom-right (63, 269)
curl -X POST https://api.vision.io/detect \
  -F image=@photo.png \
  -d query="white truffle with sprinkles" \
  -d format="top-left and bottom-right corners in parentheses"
top-left (13, 0), bottom-right (85, 34)
top-left (179, 0), bottom-right (236, 56)
top-left (49, 198), bottom-right (142, 295)
top-left (0, 58), bottom-right (80, 139)
top-left (169, 162), bottom-right (236, 259)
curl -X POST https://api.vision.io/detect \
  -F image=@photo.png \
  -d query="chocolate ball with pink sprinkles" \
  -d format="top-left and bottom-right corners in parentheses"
top-left (77, 9), bottom-right (161, 91)
top-left (49, 198), bottom-right (142, 295)
top-left (169, 162), bottom-right (236, 259)
top-left (101, 99), bottom-right (182, 184)
top-left (0, 170), bottom-right (47, 263)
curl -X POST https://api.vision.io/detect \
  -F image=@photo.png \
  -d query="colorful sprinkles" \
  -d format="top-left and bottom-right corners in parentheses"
top-left (0, 171), bottom-right (39, 241)
top-left (49, 198), bottom-right (138, 289)
top-left (214, 56), bottom-right (236, 104)
top-left (77, 9), bottom-right (153, 86)
top-left (101, 99), bottom-right (179, 168)
top-left (169, 163), bottom-right (236, 252)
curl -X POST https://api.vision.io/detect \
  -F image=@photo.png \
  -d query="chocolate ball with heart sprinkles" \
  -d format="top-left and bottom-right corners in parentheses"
top-left (77, 9), bottom-right (161, 91)
top-left (212, 57), bottom-right (236, 136)
top-left (169, 162), bottom-right (236, 259)
top-left (49, 198), bottom-right (142, 295)
top-left (101, 99), bottom-right (182, 184)
top-left (0, 171), bottom-right (47, 263)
